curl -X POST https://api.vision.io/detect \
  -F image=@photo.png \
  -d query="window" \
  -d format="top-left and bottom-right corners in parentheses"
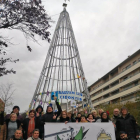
top-left (125, 64), bottom-right (131, 70)
top-left (103, 94), bottom-right (110, 99)
top-left (122, 68), bottom-right (125, 72)
top-left (133, 60), bottom-right (137, 65)
top-left (134, 81), bottom-right (138, 86)
top-left (123, 76), bottom-right (128, 81)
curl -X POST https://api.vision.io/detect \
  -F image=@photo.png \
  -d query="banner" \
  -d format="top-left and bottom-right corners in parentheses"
top-left (51, 91), bottom-right (83, 101)
top-left (44, 123), bottom-right (116, 140)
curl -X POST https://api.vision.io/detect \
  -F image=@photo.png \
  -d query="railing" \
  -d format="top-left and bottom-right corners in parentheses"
top-left (90, 69), bottom-right (140, 98)
top-left (90, 61), bottom-right (140, 92)
top-left (92, 82), bottom-right (140, 104)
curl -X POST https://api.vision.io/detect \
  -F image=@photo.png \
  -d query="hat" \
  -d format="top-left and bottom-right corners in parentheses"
top-left (13, 106), bottom-right (20, 111)
top-left (36, 105), bottom-right (43, 112)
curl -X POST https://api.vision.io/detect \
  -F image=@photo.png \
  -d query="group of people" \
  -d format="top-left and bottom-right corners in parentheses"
top-left (0, 97), bottom-right (139, 140)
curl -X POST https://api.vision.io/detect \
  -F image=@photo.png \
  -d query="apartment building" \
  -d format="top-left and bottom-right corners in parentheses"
top-left (89, 49), bottom-right (140, 108)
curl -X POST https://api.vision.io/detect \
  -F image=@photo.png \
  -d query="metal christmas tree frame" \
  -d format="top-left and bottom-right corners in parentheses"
top-left (29, 4), bottom-right (93, 112)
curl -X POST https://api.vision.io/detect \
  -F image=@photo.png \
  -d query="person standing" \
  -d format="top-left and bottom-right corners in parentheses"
top-left (111, 108), bottom-right (120, 124)
top-left (35, 105), bottom-right (44, 139)
top-left (27, 129), bottom-right (41, 140)
top-left (57, 111), bottom-right (70, 123)
top-left (96, 112), bottom-right (112, 122)
top-left (111, 108), bottom-right (120, 140)
top-left (67, 113), bottom-right (75, 122)
top-left (41, 96), bottom-right (62, 123)
top-left (10, 129), bottom-right (23, 140)
top-left (75, 113), bottom-right (81, 122)
top-left (87, 114), bottom-right (95, 123)
top-left (5, 106), bottom-right (23, 122)
top-left (22, 110), bottom-right (40, 140)
top-left (116, 107), bottom-right (139, 140)
top-left (80, 115), bottom-right (88, 123)
top-left (98, 109), bottom-right (104, 117)
top-left (92, 110), bottom-right (100, 122)
top-left (0, 113), bottom-right (22, 140)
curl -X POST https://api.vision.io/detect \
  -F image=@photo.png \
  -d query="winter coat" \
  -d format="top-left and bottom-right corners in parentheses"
top-left (10, 136), bottom-right (23, 140)
top-left (93, 116), bottom-right (100, 122)
top-left (41, 101), bottom-right (62, 123)
top-left (96, 119), bottom-right (112, 123)
top-left (27, 137), bottom-right (41, 140)
top-left (0, 119), bottom-right (21, 140)
top-left (116, 113), bottom-right (139, 139)
top-left (80, 120), bottom-right (88, 123)
top-left (111, 115), bottom-right (121, 140)
top-left (68, 117), bottom-right (76, 122)
top-left (35, 105), bottom-right (44, 139)
top-left (57, 117), bottom-right (70, 123)
top-left (75, 117), bottom-right (81, 122)
top-left (22, 117), bottom-right (40, 140)
top-left (0, 111), bottom-right (4, 125)
top-left (69, 114), bottom-right (76, 122)
top-left (111, 115), bottom-right (121, 124)
top-left (87, 118), bottom-right (95, 123)
top-left (5, 112), bottom-right (23, 122)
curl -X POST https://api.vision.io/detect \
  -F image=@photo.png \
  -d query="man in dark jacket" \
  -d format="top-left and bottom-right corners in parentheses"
top-left (111, 108), bottom-right (121, 140)
top-left (10, 129), bottom-right (23, 140)
top-left (41, 96), bottom-right (62, 123)
top-left (116, 107), bottom-right (139, 140)
top-left (5, 106), bottom-right (23, 122)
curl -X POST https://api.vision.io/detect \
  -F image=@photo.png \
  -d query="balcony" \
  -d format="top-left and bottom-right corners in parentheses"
top-left (91, 70), bottom-right (140, 101)
top-left (92, 84), bottom-right (140, 107)
top-left (90, 61), bottom-right (140, 95)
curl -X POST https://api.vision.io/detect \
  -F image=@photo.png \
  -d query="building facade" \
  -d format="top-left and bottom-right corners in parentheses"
top-left (89, 49), bottom-right (140, 108)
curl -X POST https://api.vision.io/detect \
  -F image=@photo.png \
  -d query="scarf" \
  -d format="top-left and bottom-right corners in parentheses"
top-left (27, 117), bottom-right (35, 138)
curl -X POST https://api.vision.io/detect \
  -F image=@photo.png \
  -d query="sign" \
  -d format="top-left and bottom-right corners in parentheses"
top-left (51, 91), bottom-right (58, 100)
top-left (51, 91), bottom-right (83, 101)
top-left (70, 100), bottom-right (76, 107)
top-left (44, 123), bottom-right (116, 140)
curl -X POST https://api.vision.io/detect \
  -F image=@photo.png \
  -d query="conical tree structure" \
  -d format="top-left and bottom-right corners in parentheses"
top-left (29, 5), bottom-right (92, 111)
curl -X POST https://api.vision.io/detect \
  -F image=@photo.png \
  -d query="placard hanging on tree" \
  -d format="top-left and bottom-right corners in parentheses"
top-left (51, 91), bottom-right (83, 101)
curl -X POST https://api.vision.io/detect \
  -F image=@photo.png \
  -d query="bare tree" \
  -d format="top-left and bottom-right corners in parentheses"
top-left (0, 83), bottom-right (16, 111)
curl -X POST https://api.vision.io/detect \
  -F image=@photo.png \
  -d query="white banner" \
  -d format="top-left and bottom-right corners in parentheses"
top-left (51, 91), bottom-right (83, 101)
top-left (44, 123), bottom-right (116, 140)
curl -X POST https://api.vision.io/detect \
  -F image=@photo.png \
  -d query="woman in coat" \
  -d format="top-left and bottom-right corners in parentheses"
top-left (87, 114), bottom-right (95, 123)
top-left (80, 115), bottom-right (88, 123)
top-left (116, 107), bottom-right (139, 140)
top-left (92, 110), bottom-right (100, 121)
top-left (22, 110), bottom-right (40, 140)
top-left (57, 111), bottom-right (70, 124)
top-left (0, 113), bottom-right (22, 140)
top-left (96, 112), bottom-right (111, 122)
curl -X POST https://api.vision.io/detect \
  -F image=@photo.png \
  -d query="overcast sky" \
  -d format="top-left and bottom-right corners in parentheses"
top-left (1, 0), bottom-right (140, 113)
